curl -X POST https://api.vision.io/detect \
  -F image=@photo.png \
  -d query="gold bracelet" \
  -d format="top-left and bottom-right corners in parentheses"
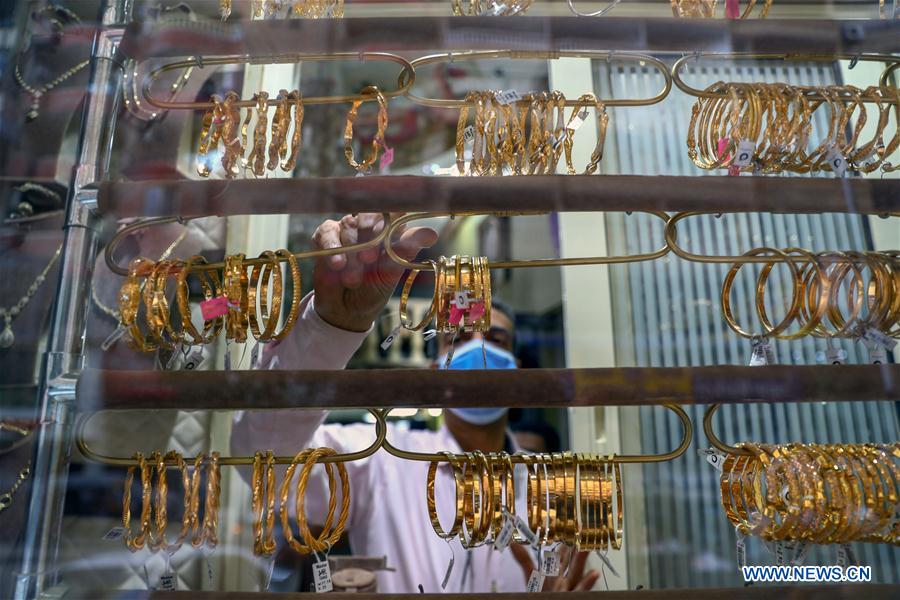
top-left (223, 254), bottom-right (249, 343)
top-left (221, 91), bottom-right (243, 178)
top-left (248, 251), bottom-right (283, 342)
top-left (427, 451), bottom-right (465, 541)
top-left (282, 90), bottom-right (304, 172)
top-left (344, 85), bottom-right (388, 173)
top-left (123, 452), bottom-right (152, 552)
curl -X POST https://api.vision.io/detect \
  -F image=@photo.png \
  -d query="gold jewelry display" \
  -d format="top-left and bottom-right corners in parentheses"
top-left (222, 0), bottom-right (345, 20)
top-left (252, 451), bottom-right (277, 556)
top-left (0, 423), bottom-right (32, 514)
top-left (670, 0), bottom-right (772, 17)
top-left (450, 0), bottom-right (532, 15)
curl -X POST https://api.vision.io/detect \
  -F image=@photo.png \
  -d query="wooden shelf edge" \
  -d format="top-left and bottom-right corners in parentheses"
top-left (93, 584), bottom-right (900, 600)
top-left (119, 17), bottom-right (900, 59)
top-left (94, 176), bottom-right (900, 219)
top-left (75, 364), bottom-right (900, 412)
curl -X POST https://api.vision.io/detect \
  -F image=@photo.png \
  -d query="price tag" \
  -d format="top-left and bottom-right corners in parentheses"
top-left (380, 325), bottom-right (402, 351)
top-left (379, 145), bottom-right (395, 173)
top-left (860, 327), bottom-right (897, 352)
top-left (511, 513), bottom-right (539, 548)
top-left (493, 515), bottom-right (515, 551)
top-left (224, 342), bottom-right (232, 371)
top-left (526, 570), bottom-right (545, 593)
top-left (541, 548), bottom-right (560, 576)
top-left (423, 329), bottom-right (437, 341)
top-left (200, 296), bottom-right (230, 320)
top-left (824, 345), bottom-right (846, 365)
top-left (836, 543), bottom-right (857, 568)
top-left (750, 338), bottom-right (775, 366)
top-left (594, 550), bottom-right (621, 578)
top-left (725, 0), bottom-right (740, 18)
top-left (736, 529), bottom-right (747, 567)
top-left (101, 325), bottom-right (127, 351)
top-left (463, 125), bottom-right (475, 145)
top-left (826, 148), bottom-right (847, 177)
top-left (700, 448), bottom-right (726, 472)
top-left (733, 140), bottom-right (756, 168)
top-left (496, 90), bottom-right (522, 105)
top-left (250, 342), bottom-right (261, 370)
top-left (165, 343), bottom-right (182, 370)
top-left (441, 549), bottom-right (455, 590)
top-left (453, 290), bottom-right (472, 309)
top-left (264, 556), bottom-right (276, 591)
top-left (313, 559), bottom-right (333, 593)
top-left (774, 541), bottom-right (789, 566)
top-left (102, 526), bottom-right (127, 541)
top-left (158, 573), bottom-right (176, 591)
top-left (792, 541), bottom-right (810, 565)
top-left (566, 109), bottom-right (590, 132)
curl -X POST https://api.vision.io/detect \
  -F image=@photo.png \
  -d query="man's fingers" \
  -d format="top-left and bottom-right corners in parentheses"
top-left (378, 226), bottom-right (439, 280)
top-left (508, 543), bottom-right (535, 585)
top-left (357, 213), bottom-right (383, 264)
top-left (312, 219), bottom-right (346, 270)
top-left (566, 550), bottom-right (589, 590)
top-left (574, 570), bottom-right (600, 591)
top-left (339, 215), bottom-right (364, 288)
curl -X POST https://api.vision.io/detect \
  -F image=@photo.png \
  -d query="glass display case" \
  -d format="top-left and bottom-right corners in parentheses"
top-left (0, 1), bottom-right (898, 599)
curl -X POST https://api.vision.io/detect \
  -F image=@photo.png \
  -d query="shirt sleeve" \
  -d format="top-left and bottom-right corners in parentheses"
top-left (230, 291), bottom-right (374, 529)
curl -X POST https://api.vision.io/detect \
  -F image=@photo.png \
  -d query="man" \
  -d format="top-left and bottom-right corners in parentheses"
top-left (231, 213), bottom-right (598, 593)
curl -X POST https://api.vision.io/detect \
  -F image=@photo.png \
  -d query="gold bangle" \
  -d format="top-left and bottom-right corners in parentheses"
top-left (427, 451), bottom-right (464, 541)
top-left (199, 452), bottom-right (220, 548)
top-left (294, 447), bottom-right (351, 554)
top-left (223, 254), bottom-right (249, 343)
top-left (247, 92), bottom-right (270, 177)
top-left (344, 85), bottom-right (388, 173)
top-left (248, 251), bottom-right (283, 342)
top-left (282, 90), bottom-right (304, 172)
top-left (221, 90), bottom-right (243, 178)
top-left (252, 450), bottom-right (277, 555)
top-left (123, 452), bottom-right (152, 552)
top-left (272, 249), bottom-right (302, 341)
top-left (399, 260), bottom-right (437, 332)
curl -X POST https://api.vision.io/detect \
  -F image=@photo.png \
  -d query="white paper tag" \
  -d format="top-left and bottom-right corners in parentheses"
top-left (264, 556), bottom-right (276, 591)
top-left (567, 109), bottom-right (590, 132)
top-left (181, 345), bottom-right (207, 370)
top-left (511, 513), bottom-right (538, 548)
top-left (541, 548), bottom-right (560, 576)
top-left (826, 148), bottom-right (847, 176)
top-left (102, 526), bottom-right (127, 541)
top-left (699, 448), bottom-right (727, 472)
top-left (224, 343), bottom-right (232, 371)
top-left (158, 573), bottom-right (177, 591)
top-left (250, 342), bottom-right (261, 370)
top-left (733, 140), bottom-right (756, 168)
top-left (749, 338), bottom-right (775, 366)
top-left (774, 541), bottom-right (788, 566)
top-left (453, 290), bottom-right (472, 309)
top-left (313, 560), bottom-right (333, 593)
top-left (865, 343), bottom-right (888, 365)
top-left (441, 551), bottom-right (454, 590)
top-left (380, 325), bottom-right (402, 351)
top-left (268, 354), bottom-right (280, 370)
top-left (496, 90), bottom-right (522, 105)
top-left (526, 570), bottom-right (545, 592)
top-left (101, 325), bottom-right (127, 351)
top-left (736, 533), bottom-right (747, 567)
top-left (791, 541), bottom-right (810, 565)
top-left (423, 329), bottom-right (437, 341)
top-left (861, 327), bottom-right (897, 351)
top-left (165, 343), bottom-right (182, 370)
top-left (836, 544), bottom-right (856, 567)
top-left (493, 515), bottom-right (515, 551)
top-left (824, 346), bottom-right (847, 365)
top-left (594, 551), bottom-right (621, 578)
top-left (463, 125), bottom-right (475, 145)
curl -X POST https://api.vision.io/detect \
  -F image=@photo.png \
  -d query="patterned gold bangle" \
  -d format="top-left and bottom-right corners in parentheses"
top-left (221, 91), bottom-right (243, 178)
top-left (427, 451), bottom-right (464, 541)
top-left (282, 90), bottom-right (304, 172)
top-left (123, 452), bottom-right (152, 552)
top-left (248, 251), bottom-right (283, 342)
top-left (223, 254), bottom-right (249, 343)
top-left (271, 249), bottom-right (302, 341)
top-left (344, 85), bottom-right (388, 173)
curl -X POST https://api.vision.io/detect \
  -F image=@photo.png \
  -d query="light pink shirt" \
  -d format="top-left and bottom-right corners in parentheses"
top-left (231, 295), bottom-right (529, 593)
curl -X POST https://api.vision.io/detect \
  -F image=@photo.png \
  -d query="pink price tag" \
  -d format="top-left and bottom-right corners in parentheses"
top-left (379, 145), bottom-right (395, 172)
top-left (200, 296), bottom-right (229, 320)
top-left (717, 137), bottom-right (730, 161)
top-left (449, 306), bottom-right (464, 326)
top-left (468, 302), bottom-right (485, 322)
top-left (728, 165), bottom-right (742, 177)
top-left (725, 0), bottom-right (740, 18)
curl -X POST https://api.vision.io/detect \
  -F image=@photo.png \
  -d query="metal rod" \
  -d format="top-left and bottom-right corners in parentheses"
top-left (382, 211), bottom-right (672, 271)
top-left (672, 53), bottom-right (900, 103)
top-left (703, 404), bottom-right (751, 456)
top-left (399, 50), bottom-right (672, 108)
top-left (74, 408), bottom-right (387, 466)
top-left (103, 213), bottom-right (393, 277)
top-left (142, 52), bottom-right (416, 110)
top-left (880, 62), bottom-right (900, 88)
top-left (15, 2), bottom-right (129, 597)
top-left (380, 404), bottom-right (693, 464)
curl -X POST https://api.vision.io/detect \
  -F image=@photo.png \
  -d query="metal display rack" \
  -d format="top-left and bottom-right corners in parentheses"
top-left (12, 2), bottom-right (900, 599)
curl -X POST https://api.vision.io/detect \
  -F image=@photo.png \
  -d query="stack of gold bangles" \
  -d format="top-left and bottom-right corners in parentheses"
top-left (398, 255), bottom-right (493, 336)
top-left (427, 451), bottom-right (624, 552)
top-left (118, 251), bottom-right (302, 353)
top-left (197, 84), bottom-right (389, 178)
top-left (122, 451), bottom-right (220, 553)
top-left (220, 1), bottom-right (344, 21)
top-left (456, 90), bottom-right (608, 176)
top-left (721, 248), bottom-right (900, 342)
top-left (450, 0), bottom-right (533, 15)
top-left (688, 82), bottom-right (899, 174)
top-left (671, 0), bottom-right (772, 17)
top-left (720, 443), bottom-right (900, 544)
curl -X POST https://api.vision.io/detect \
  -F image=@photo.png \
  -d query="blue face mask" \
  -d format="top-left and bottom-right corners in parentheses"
top-left (448, 407), bottom-right (508, 425)
top-left (438, 338), bottom-right (517, 371)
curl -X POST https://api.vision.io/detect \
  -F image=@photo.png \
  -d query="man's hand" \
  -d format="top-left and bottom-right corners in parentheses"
top-left (509, 543), bottom-right (600, 592)
top-left (312, 213), bottom-right (438, 332)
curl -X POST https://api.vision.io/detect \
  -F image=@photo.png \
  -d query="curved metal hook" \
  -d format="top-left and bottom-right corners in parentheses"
top-left (75, 408), bottom-right (387, 466)
top-left (142, 52), bottom-right (417, 110)
top-left (383, 211), bottom-right (672, 271)
top-left (398, 50), bottom-right (671, 108)
top-left (104, 213), bottom-right (394, 277)
top-left (566, 0), bottom-right (625, 17)
top-left (879, 62), bottom-right (900, 88)
top-left (703, 403), bottom-right (752, 456)
top-left (673, 53), bottom-right (900, 104)
top-left (381, 403), bottom-right (692, 464)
